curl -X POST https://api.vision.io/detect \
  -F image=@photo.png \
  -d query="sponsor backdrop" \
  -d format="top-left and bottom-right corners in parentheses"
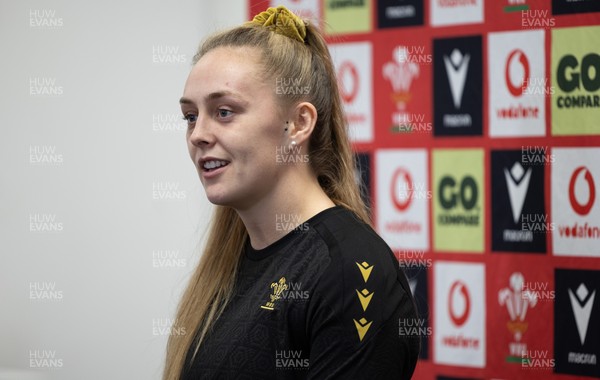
top-left (252, 1), bottom-right (600, 378)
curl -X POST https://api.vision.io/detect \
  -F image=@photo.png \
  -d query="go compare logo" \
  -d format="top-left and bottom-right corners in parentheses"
top-left (556, 53), bottom-right (600, 109)
top-left (552, 25), bottom-right (600, 135)
top-left (433, 149), bottom-right (484, 253)
top-left (438, 176), bottom-right (479, 225)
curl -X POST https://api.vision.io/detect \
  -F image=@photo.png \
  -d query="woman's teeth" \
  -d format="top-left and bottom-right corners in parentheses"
top-left (203, 160), bottom-right (228, 170)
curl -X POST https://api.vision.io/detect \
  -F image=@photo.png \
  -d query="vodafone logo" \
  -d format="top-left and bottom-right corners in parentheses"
top-left (391, 168), bottom-right (413, 211)
top-left (505, 49), bottom-right (530, 97)
top-left (448, 280), bottom-right (471, 327)
top-left (435, 262), bottom-right (485, 366)
top-left (337, 61), bottom-right (359, 104)
top-left (569, 166), bottom-right (596, 216)
top-left (553, 149), bottom-right (600, 253)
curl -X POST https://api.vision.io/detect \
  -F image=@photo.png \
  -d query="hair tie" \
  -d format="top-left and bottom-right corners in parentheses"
top-left (247, 6), bottom-right (307, 43)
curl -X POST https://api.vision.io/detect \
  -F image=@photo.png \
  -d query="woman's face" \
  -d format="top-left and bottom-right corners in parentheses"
top-left (181, 46), bottom-right (289, 210)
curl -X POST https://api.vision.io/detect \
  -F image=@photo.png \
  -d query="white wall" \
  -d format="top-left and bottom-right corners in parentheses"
top-left (0, 1), bottom-right (246, 379)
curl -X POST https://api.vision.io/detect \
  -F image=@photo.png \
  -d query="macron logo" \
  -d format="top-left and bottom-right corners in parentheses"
top-left (443, 49), bottom-right (470, 109)
top-left (568, 283), bottom-right (596, 346)
top-left (504, 162), bottom-right (532, 224)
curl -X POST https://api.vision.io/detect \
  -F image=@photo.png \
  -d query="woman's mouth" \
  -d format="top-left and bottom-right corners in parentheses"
top-left (202, 160), bottom-right (229, 172)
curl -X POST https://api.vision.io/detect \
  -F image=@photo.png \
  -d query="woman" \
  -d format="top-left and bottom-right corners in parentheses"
top-left (165, 6), bottom-right (419, 379)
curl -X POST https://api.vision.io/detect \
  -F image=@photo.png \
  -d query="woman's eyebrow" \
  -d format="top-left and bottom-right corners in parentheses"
top-left (179, 97), bottom-right (194, 105)
top-left (179, 91), bottom-right (246, 105)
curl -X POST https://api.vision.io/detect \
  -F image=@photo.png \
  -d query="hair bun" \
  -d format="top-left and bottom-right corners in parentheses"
top-left (248, 6), bottom-right (307, 43)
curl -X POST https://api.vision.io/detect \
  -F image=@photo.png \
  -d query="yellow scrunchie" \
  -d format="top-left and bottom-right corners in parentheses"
top-left (247, 6), bottom-right (306, 43)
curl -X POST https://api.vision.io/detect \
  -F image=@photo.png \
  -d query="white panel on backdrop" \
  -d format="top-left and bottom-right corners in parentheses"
top-left (430, 0), bottom-right (484, 27)
top-left (434, 261), bottom-right (486, 367)
top-left (330, 42), bottom-right (374, 143)
top-left (270, 0), bottom-right (320, 20)
top-left (375, 149), bottom-right (429, 251)
top-left (552, 147), bottom-right (600, 256)
top-left (489, 30), bottom-right (546, 137)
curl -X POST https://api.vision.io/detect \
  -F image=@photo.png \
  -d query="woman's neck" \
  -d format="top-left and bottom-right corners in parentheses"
top-left (235, 174), bottom-right (335, 250)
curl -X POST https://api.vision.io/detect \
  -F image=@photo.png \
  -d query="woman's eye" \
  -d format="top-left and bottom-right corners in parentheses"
top-left (182, 114), bottom-right (197, 123)
top-left (217, 109), bottom-right (233, 118)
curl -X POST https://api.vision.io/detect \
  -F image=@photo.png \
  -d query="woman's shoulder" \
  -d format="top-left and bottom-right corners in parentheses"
top-left (310, 206), bottom-right (398, 273)
top-left (308, 206), bottom-right (412, 306)
top-left (306, 206), bottom-right (418, 363)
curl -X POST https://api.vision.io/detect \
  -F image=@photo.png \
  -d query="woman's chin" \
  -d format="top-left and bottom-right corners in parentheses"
top-left (205, 191), bottom-right (233, 207)
top-left (206, 195), bottom-right (227, 206)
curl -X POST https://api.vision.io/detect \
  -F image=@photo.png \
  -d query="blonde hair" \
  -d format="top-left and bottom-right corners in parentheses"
top-left (163, 15), bottom-right (369, 380)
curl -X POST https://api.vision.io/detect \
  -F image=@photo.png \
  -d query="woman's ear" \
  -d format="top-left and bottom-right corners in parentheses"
top-left (287, 102), bottom-right (317, 146)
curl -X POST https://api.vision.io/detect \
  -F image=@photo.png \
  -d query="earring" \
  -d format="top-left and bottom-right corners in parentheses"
top-left (284, 121), bottom-right (289, 131)
top-left (291, 141), bottom-right (297, 146)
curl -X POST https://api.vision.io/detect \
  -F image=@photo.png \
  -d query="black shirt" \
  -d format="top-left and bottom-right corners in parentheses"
top-left (182, 206), bottom-right (419, 379)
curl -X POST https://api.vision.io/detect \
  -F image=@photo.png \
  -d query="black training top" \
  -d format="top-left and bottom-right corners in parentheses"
top-left (181, 206), bottom-right (420, 379)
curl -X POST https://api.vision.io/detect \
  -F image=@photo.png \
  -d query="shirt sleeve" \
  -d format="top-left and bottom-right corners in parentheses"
top-left (305, 223), bottom-right (420, 380)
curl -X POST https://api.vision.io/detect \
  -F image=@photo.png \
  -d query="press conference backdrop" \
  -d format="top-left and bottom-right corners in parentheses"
top-left (247, 0), bottom-right (600, 379)
top-left (0, 1), bottom-right (245, 379)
